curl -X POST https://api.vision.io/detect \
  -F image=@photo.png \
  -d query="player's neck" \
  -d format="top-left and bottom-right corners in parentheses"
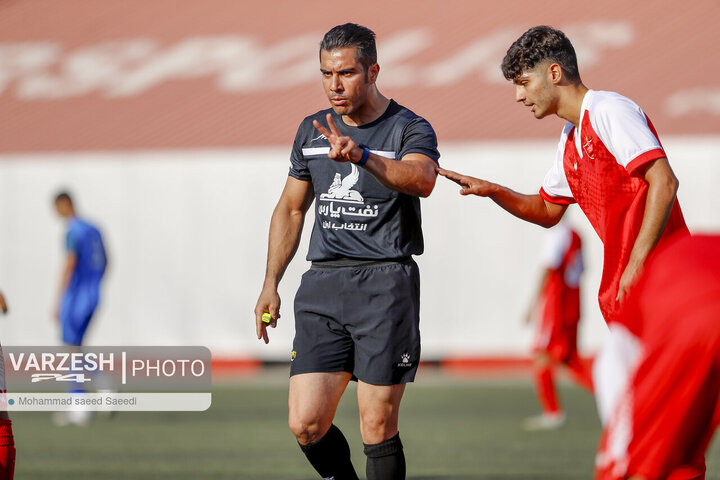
top-left (556, 84), bottom-right (589, 128)
top-left (342, 88), bottom-right (390, 127)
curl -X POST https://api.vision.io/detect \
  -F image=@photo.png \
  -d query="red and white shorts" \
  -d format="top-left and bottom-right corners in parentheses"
top-left (595, 306), bottom-right (720, 480)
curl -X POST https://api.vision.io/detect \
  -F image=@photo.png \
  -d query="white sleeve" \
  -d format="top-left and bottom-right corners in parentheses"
top-left (542, 224), bottom-right (570, 269)
top-left (589, 94), bottom-right (665, 171)
top-left (540, 124), bottom-right (575, 202)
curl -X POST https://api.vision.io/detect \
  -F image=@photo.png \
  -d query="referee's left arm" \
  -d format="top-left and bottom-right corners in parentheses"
top-left (360, 152), bottom-right (437, 197)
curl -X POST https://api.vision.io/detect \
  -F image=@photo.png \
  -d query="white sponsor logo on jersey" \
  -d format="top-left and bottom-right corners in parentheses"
top-left (320, 164), bottom-right (363, 204)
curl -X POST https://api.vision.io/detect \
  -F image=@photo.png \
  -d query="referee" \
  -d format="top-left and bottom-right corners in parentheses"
top-left (254, 23), bottom-right (439, 480)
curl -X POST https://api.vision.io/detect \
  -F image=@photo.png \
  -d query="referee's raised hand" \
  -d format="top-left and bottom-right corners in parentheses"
top-left (313, 114), bottom-right (363, 164)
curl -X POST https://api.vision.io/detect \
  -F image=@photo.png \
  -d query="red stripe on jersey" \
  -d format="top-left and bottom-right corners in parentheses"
top-left (626, 148), bottom-right (666, 175)
top-left (539, 187), bottom-right (575, 205)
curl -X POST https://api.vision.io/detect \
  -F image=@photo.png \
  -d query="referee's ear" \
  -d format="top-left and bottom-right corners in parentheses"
top-left (367, 63), bottom-right (379, 85)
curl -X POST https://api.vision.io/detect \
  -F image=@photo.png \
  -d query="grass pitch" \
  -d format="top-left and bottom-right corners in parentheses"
top-left (12, 368), bottom-right (720, 479)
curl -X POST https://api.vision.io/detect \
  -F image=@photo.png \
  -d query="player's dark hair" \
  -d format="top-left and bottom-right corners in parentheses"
top-left (501, 26), bottom-right (581, 83)
top-left (320, 23), bottom-right (377, 72)
top-left (54, 191), bottom-right (73, 204)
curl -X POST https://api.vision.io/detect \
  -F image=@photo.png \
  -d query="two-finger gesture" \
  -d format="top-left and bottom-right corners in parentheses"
top-left (313, 114), bottom-right (362, 164)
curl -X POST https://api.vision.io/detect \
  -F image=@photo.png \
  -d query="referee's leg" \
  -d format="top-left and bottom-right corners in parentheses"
top-left (358, 382), bottom-right (407, 480)
top-left (289, 372), bottom-right (359, 480)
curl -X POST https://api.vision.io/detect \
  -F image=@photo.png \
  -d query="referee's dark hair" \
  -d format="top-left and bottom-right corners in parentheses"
top-left (501, 26), bottom-right (581, 84)
top-left (320, 23), bottom-right (377, 73)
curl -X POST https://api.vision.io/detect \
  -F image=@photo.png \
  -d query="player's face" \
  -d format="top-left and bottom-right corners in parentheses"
top-left (55, 199), bottom-right (72, 218)
top-left (320, 47), bottom-right (377, 116)
top-left (513, 64), bottom-right (558, 119)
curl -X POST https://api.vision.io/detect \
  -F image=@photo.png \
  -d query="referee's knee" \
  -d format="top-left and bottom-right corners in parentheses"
top-left (360, 413), bottom-right (396, 444)
top-left (288, 416), bottom-right (330, 445)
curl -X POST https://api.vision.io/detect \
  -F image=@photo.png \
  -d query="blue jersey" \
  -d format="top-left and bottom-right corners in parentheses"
top-left (66, 217), bottom-right (106, 291)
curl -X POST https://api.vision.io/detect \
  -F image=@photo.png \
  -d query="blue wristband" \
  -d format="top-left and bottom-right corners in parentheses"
top-left (356, 145), bottom-right (370, 166)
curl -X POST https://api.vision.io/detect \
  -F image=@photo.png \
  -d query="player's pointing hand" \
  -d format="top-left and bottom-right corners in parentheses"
top-left (313, 114), bottom-right (363, 164)
top-left (437, 168), bottom-right (497, 197)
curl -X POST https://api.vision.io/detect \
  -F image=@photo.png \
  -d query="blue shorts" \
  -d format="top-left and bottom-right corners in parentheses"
top-left (60, 286), bottom-right (100, 346)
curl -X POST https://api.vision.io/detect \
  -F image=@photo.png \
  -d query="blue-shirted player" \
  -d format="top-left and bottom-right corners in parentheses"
top-left (53, 192), bottom-right (107, 426)
top-left (53, 192), bottom-right (107, 347)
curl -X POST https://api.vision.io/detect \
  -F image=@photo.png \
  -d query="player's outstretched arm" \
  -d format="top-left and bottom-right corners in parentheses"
top-left (616, 157), bottom-right (679, 302)
top-left (0, 291), bottom-right (7, 314)
top-left (313, 114), bottom-right (437, 197)
top-left (438, 168), bottom-right (567, 228)
top-left (254, 176), bottom-right (314, 344)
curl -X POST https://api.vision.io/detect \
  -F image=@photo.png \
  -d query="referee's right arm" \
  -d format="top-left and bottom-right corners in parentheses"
top-left (254, 177), bottom-right (314, 344)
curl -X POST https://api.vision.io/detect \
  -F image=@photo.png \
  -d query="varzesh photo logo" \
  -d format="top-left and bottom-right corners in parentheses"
top-left (1, 346), bottom-right (211, 412)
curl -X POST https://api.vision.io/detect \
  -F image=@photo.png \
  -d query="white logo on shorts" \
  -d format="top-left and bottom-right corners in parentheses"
top-left (397, 352), bottom-right (412, 368)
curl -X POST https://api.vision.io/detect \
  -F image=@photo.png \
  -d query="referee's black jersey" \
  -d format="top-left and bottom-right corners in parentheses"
top-left (289, 100), bottom-right (440, 262)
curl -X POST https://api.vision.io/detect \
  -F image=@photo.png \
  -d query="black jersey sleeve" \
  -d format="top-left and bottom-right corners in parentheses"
top-left (398, 116), bottom-right (440, 165)
top-left (288, 121), bottom-right (312, 181)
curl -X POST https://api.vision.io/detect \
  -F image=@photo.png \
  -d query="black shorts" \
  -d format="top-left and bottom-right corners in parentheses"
top-left (290, 258), bottom-right (421, 385)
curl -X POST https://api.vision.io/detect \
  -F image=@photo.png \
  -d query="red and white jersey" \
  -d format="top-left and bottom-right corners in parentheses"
top-left (540, 90), bottom-right (689, 329)
top-left (595, 235), bottom-right (720, 480)
top-left (540, 223), bottom-right (583, 327)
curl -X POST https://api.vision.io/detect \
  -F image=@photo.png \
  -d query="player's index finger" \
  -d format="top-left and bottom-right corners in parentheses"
top-left (438, 168), bottom-right (460, 180)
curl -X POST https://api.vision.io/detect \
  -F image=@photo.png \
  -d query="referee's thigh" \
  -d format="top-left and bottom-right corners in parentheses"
top-left (288, 371), bottom-right (353, 445)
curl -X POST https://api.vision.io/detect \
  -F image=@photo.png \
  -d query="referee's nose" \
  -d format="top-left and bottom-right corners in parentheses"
top-left (330, 73), bottom-right (343, 93)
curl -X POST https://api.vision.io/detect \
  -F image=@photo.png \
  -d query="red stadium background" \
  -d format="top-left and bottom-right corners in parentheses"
top-left (0, 0), bottom-right (718, 152)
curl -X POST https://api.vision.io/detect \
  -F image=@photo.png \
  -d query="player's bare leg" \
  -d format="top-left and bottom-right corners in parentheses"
top-left (289, 372), bottom-right (359, 480)
top-left (358, 382), bottom-right (406, 480)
